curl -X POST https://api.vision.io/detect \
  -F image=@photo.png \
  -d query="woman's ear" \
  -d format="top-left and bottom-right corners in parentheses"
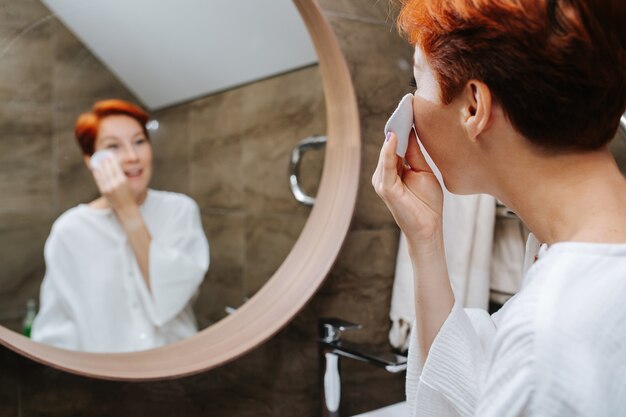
top-left (462, 80), bottom-right (492, 142)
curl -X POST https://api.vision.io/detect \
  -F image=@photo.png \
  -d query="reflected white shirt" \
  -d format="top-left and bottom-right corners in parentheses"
top-left (31, 189), bottom-right (210, 353)
top-left (406, 234), bottom-right (626, 416)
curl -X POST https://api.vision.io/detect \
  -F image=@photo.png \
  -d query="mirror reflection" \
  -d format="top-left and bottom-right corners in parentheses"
top-left (30, 100), bottom-right (210, 352)
top-left (0, 0), bottom-right (326, 352)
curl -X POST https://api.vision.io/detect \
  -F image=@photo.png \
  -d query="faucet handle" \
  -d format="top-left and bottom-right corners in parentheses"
top-left (318, 318), bottom-right (362, 343)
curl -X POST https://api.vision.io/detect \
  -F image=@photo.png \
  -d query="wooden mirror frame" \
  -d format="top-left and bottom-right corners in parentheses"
top-left (0, 0), bottom-right (360, 380)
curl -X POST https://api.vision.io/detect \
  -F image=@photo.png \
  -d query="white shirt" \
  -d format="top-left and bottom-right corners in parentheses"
top-left (31, 190), bottom-right (210, 353)
top-left (407, 235), bottom-right (626, 417)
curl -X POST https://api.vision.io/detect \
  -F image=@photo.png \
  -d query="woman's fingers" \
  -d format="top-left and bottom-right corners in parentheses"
top-left (109, 155), bottom-right (126, 180)
top-left (404, 128), bottom-right (432, 173)
top-left (372, 125), bottom-right (445, 242)
top-left (380, 132), bottom-right (401, 191)
top-left (104, 157), bottom-right (127, 186)
top-left (397, 155), bottom-right (405, 176)
top-left (101, 158), bottom-right (118, 190)
top-left (372, 134), bottom-right (389, 190)
top-left (92, 164), bottom-right (107, 192)
top-left (93, 156), bottom-right (124, 196)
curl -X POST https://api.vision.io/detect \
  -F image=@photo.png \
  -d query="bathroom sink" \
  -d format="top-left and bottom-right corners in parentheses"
top-left (351, 402), bottom-right (407, 417)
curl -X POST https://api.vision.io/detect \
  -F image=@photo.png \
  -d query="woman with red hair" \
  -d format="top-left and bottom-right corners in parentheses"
top-left (373, 0), bottom-right (626, 415)
top-left (31, 99), bottom-right (209, 353)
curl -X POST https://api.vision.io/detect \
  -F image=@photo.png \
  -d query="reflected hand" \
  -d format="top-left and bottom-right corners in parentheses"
top-left (372, 130), bottom-right (444, 244)
top-left (91, 155), bottom-right (137, 213)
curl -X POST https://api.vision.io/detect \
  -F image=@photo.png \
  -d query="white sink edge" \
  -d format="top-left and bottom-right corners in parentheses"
top-left (351, 401), bottom-right (407, 417)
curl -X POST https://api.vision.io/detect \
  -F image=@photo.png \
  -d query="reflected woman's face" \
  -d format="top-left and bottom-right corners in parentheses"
top-left (94, 115), bottom-right (153, 199)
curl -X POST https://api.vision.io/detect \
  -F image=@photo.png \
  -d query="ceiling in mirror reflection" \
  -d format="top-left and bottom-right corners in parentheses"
top-left (42, 0), bottom-right (318, 110)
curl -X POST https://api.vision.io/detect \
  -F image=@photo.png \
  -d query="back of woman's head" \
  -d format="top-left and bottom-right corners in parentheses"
top-left (75, 99), bottom-right (150, 156)
top-left (397, 0), bottom-right (626, 152)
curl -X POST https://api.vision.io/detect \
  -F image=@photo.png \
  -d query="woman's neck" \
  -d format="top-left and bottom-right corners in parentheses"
top-left (495, 147), bottom-right (626, 245)
top-left (88, 189), bottom-right (149, 209)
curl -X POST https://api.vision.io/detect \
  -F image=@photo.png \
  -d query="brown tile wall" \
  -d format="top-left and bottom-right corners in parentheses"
top-left (153, 65), bottom-right (327, 328)
top-left (0, 0), bottom-right (415, 416)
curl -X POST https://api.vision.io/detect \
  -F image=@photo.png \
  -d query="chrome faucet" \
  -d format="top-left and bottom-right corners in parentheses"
top-left (318, 318), bottom-right (408, 417)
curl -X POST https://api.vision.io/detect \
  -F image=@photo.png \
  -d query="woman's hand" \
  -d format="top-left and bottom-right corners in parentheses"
top-left (91, 153), bottom-right (152, 290)
top-left (91, 155), bottom-right (137, 213)
top-left (374, 131), bottom-right (454, 361)
top-left (372, 130), bottom-right (444, 244)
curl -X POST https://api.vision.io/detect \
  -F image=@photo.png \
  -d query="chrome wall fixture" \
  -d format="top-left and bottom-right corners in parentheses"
top-left (289, 135), bottom-right (327, 206)
top-left (318, 318), bottom-right (408, 417)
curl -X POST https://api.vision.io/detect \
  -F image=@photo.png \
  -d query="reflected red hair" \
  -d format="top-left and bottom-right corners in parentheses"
top-left (74, 99), bottom-right (150, 156)
top-left (397, 0), bottom-right (626, 152)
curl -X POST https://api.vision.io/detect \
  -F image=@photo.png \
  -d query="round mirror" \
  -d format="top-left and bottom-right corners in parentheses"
top-left (1, 0), bottom-right (325, 350)
top-left (0, 0), bottom-right (360, 379)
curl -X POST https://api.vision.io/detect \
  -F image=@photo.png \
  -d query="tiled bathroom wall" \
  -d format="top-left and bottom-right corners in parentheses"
top-left (0, 1), bottom-right (414, 416)
top-left (150, 67), bottom-right (326, 327)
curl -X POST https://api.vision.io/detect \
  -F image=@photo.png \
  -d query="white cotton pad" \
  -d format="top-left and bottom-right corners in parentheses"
top-left (90, 149), bottom-right (115, 170)
top-left (384, 93), bottom-right (414, 157)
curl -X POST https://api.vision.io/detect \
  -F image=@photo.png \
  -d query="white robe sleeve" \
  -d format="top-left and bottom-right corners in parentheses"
top-left (135, 198), bottom-right (209, 326)
top-left (406, 302), bottom-right (497, 417)
top-left (30, 230), bottom-right (80, 350)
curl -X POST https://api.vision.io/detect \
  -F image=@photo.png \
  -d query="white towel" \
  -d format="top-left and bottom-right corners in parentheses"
top-left (388, 142), bottom-right (496, 351)
top-left (490, 215), bottom-right (529, 304)
top-left (389, 232), bottom-right (414, 351)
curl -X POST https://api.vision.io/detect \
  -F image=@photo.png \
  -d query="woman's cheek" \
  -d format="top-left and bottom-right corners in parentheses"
top-left (412, 97), bottom-right (439, 144)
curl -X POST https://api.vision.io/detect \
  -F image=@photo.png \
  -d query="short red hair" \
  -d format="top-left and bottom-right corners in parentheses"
top-left (75, 99), bottom-right (150, 156)
top-left (397, 0), bottom-right (626, 152)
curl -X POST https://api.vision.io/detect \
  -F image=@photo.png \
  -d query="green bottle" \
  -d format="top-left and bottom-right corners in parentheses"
top-left (22, 299), bottom-right (37, 338)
